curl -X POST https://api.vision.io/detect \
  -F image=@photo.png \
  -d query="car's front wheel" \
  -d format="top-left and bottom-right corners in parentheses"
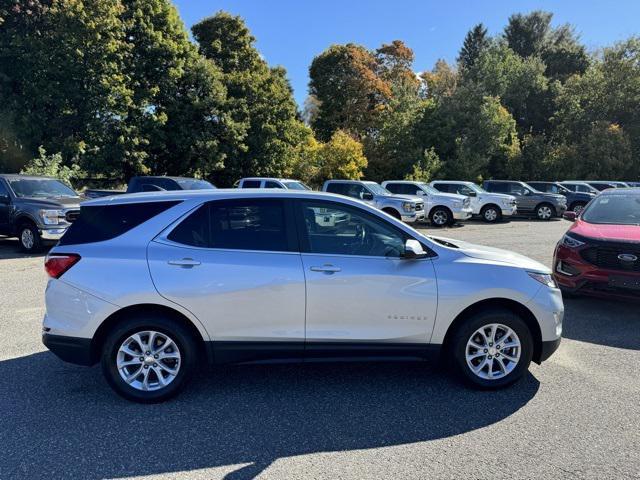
top-left (480, 205), bottom-right (501, 223)
top-left (18, 222), bottom-right (42, 253)
top-left (535, 203), bottom-right (555, 221)
top-left (101, 315), bottom-right (198, 403)
top-left (430, 207), bottom-right (452, 227)
top-left (450, 309), bottom-right (533, 389)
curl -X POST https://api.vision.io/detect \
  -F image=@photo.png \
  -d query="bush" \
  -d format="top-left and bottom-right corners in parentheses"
top-left (20, 147), bottom-right (83, 187)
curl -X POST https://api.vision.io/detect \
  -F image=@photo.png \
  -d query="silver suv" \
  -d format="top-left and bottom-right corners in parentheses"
top-left (43, 190), bottom-right (562, 402)
top-left (382, 180), bottom-right (473, 226)
top-left (323, 180), bottom-right (425, 223)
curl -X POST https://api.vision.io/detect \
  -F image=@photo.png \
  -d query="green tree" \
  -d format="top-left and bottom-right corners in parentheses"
top-left (405, 147), bottom-right (442, 182)
top-left (504, 11), bottom-right (553, 58)
top-left (313, 130), bottom-right (367, 183)
top-left (20, 147), bottom-right (83, 186)
top-left (193, 12), bottom-right (307, 186)
top-left (458, 23), bottom-right (490, 72)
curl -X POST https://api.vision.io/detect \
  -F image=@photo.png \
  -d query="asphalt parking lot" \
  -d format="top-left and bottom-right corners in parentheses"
top-left (0, 218), bottom-right (638, 480)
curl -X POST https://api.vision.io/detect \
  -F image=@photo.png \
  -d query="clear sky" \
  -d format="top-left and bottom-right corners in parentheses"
top-left (172, 0), bottom-right (640, 106)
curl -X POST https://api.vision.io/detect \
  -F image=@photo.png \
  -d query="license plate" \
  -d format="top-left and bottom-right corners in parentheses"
top-left (609, 275), bottom-right (640, 291)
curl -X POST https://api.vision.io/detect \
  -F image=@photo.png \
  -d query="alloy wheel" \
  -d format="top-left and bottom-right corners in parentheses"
top-left (484, 208), bottom-right (498, 222)
top-left (432, 210), bottom-right (449, 226)
top-left (537, 206), bottom-right (553, 220)
top-left (465, 323), bottom-right (521, 380)
top-left (20, 228), bottom-right (34, 250)
top-left (116, 330), bottom-right (181, 391)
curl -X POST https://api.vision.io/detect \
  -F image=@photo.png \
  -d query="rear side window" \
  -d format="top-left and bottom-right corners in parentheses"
top-left (168, 199), bottom-right (293, 252)
top-left (486, 182), bottom-right (507, 193)
top-left (264, 181), bottom-right (282, 189)
top-left (59, 201), bottom-right (180, 246)
top-left (241, 180), bottom-right (261, 188)
top-left (384, 183), bottom-right (403, 194)
top-left (325, 183), bottom-right (347, 194)
top-left (431, 183), bottom-right (448, 193)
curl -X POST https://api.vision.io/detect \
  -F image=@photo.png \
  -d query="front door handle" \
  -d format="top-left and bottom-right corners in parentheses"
top-left (310, 264), bottom-right (341, 273)
top-left (168, 258), bottom-right (201, 267)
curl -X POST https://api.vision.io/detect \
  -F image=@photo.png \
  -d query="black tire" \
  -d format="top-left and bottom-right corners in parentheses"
top-left (101, 314), bottom-right (199, 403)
top-left (480, 204), bottom-right (502, 223)
top-left (382, 208), bottom-right (402, 220)
top-left (18, 222), bottom-right (43, 253)
top-left (429, 207), bottom-right (451, 227)
top-left (535, 203), bottom-right (556, 221)
top-left (449, 309), bottom-right (533, 389)
top-left (569, 202), bottom-right (586, 214)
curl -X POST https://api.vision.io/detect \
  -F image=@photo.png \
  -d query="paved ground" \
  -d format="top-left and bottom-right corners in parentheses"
top-left (0, 218), bottom-right (638, 480)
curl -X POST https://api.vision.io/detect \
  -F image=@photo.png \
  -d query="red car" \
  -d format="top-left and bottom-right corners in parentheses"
top-left (553, 188), bottom-right (640, 300)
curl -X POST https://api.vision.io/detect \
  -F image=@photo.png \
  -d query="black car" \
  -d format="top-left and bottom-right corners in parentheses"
top-left (0, 174), bottom-right (82, 252)
top-left (527, 181), bottom-right (596, 214)
top-left (85, 176), bottom-right (217, 198)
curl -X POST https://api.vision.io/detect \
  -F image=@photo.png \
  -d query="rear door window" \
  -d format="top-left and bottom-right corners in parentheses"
top-left (241, 180), bottom-right (261, 188)
top-left (167, 199), bottom-right (295, 252)
top-left (59, 201), bottom-right (180, 245)
top-left (264, 181), bottom-right (282, 189)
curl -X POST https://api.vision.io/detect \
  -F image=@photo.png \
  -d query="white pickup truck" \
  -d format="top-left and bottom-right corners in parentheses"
top-left (430, 180), bottom-right (517, 223)
top-left (381, 180), bottom-right (473, 227)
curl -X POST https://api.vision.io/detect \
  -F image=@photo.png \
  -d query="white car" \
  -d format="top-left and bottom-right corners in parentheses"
top-left (382, 180), bottom-right (473, 227)
top-left (235, 177), bottom-right (311, 190)
top-left (430, 181), bottom-right (517, 223)
top-left (42, 190), bottom-right (563, 402)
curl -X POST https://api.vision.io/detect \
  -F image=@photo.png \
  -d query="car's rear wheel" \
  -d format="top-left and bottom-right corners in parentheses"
top-left (535, 203), bottom-right (555, 221)
top-left (18, 222), bottom-right (42, 253)
top-left (430, 207), bottom-right (451, 227)
top-left (101, 315), bottom-right (198, 403)
top-left (450, 309), bottom-right (533, 389)
top-left (480, 204), bottom-right (501, 223)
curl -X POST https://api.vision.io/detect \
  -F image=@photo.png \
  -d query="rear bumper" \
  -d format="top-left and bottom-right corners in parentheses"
top-left (42, 333), bottom-right (93, 366)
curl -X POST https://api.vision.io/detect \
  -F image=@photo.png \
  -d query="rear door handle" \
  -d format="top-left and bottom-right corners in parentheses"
top-left (310, 265), bottom-right (341, 273)
top-left (168, 258), bottom-right (201, 267)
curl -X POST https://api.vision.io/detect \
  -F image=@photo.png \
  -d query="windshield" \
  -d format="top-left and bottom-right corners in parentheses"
top-left (175, 179), bottom-right (216, 190)
top-left (283, 181), bottom-right (311, 190)
top-left (465, 183), bottom-right (486, 193)
top-left (581, 193), bottom-right (640, 225)
top-left (367, 183), bottom-right (392, 195)
top-left (9, 178), bottom-right (77, 198)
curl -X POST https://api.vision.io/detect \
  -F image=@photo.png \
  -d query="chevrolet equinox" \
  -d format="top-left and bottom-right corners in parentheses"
top-left (43, 190), bottom-right (563, 402)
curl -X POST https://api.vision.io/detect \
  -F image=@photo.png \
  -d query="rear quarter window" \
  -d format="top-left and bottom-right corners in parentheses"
top-left (58, 201), bottom-right (180, 245)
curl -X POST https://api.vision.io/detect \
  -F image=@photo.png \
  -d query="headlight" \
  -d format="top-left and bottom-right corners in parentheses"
top-left (39, 209), bottom-right (64, 225)
top-left (452, 201), bottom-right (462, 208)
top-left (560, 234), bottom-right (585, 249)
top-left (528, 271), bottom-right (557, 288)
top-left (402, 202), bottom-right (416, 212)
top-left (502, 199), bottom-right (512, 206)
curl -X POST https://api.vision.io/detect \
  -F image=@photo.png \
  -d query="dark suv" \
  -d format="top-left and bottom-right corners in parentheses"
top-left (482, 180), bottom-right (567, 220)
top-left (527, 181), bottom-right (596, 214)
top-left (0, 174), bottom-right (81, 252)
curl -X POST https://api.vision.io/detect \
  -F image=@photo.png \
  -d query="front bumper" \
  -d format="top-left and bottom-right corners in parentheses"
top-left (502, 205), bottom-right (517, 217)
top-left (556, 204), bottom-right (567, 216)
top-left (554, 244), bottom-right (640, 301)
top-left (42, 332), bottom-right (93, 365)
top-left (40, 227), bottom-right (69, 241)
top-left (402, 210), bottom-right (426, 223)
top-left (453, 207), bottom-right (473, 220)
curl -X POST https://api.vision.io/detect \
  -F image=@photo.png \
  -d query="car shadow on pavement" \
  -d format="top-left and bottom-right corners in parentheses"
top-left (0, 238), bottom-right (49, 260)
top-left (0, 353), bottom-right (539, 480)
top-left (562, 296), bottom-right (639, 350)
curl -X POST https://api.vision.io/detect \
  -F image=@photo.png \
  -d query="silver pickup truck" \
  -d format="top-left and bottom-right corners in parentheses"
top-left (322, 180), bottom-right (425, 224)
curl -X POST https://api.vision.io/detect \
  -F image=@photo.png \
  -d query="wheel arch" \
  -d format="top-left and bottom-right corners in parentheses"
top-left (429, 205), bottom-right (453, 217)
top-left (535, 202), bottom-right (556, 215)
top-left (381, 206), bottom-right (402, 219)
top-left (90, 303), bottom-right (209, 365)
top-left (441, 298), bottom-right (543, 364)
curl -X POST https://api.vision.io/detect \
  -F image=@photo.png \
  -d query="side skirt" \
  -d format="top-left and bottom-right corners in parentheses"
top-left (210, 341), bottom-right (442, 366)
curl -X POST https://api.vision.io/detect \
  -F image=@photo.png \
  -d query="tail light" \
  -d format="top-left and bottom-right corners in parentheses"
top-left (45, 254), bottom-right (81, 279)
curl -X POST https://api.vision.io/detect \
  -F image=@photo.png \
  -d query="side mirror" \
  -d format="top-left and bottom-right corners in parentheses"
top-left (0, 194), bottom-right (9, 204)
top-left (563, 211), bottom-right (577, 222)
top-left (415, 190), bottom-right (426, 196)
top-left (362, 192), bottom-right (373, 201)
top-left (404, 239), bottom-right (428, 259)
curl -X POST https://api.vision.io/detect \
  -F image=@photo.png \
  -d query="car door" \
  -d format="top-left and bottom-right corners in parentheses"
top-left (147, 198), bottom-right (306, 362)
top-left (296, 198), bottom-right (438, 357)
top-left (0, 179), bottom-right (11, 234)
top-left (508, 183), bottom-right (535, 214)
